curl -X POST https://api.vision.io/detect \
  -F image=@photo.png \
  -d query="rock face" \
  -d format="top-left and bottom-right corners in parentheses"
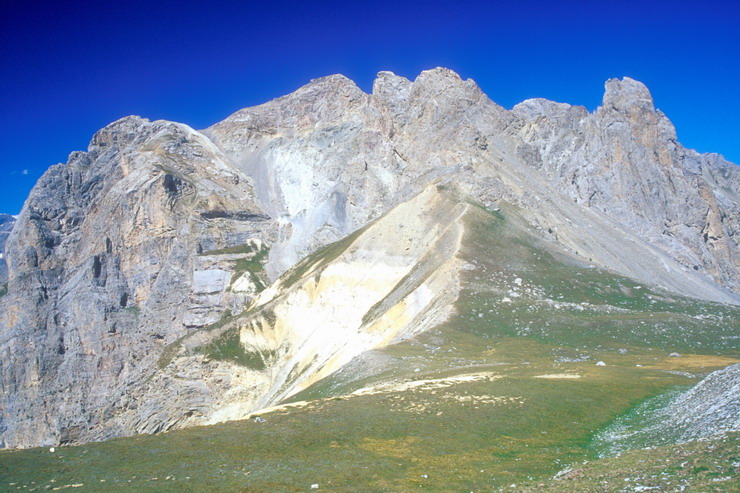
top-left (0, 214), bottom-right (15, 286)
top-left (1, 68), bottom-right (738, 448)
top-left (0, 118), bottom-right (273, 447)
top-left (512, 77), bottom-right (739, 292)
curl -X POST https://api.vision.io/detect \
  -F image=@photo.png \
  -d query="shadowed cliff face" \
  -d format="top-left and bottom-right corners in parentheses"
top-left (0, 68), bottom-right (738, 448)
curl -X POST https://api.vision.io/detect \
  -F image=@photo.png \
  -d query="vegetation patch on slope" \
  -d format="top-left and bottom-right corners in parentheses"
top-left (278, 224), bottom-right (369, 291)
top-left (453, 204), bottom-right (739, 355)
top-left (515, 433), bottom-right (739, 492)
top-left (157, 310), bottom-right (236, 369)
top-left (199, 327), bottom-right (275, 370)
top-left (228, 246), bottom-right (269, 292)
top-left (199, 241), bottom-right (270, 293)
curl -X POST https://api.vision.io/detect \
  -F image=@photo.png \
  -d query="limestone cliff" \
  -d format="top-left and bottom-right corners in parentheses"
top-left (0, 117), bottom-right (272, 447)
top-left (512, 77), bottom-right (739, 292)
top-left (119, 185), bottom-right (466, 433)
top-left (0, 214), bottom-right (15, 286)
top-left (0, 68), bottom-right (738, 448)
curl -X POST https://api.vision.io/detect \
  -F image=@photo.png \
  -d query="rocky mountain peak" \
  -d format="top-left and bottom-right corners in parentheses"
top-left (216, 73), bottom-right (368, 136)
top-left (373, 70), bottom-right (412, 90)
top-left (303, 73), bottom-right (362, 95)
top-left (372, 71), bottom-right (413, 113)
top-left (416, 66), bottom-right (464, 82)
top-left (88, 115), bottom-right (151, 151)
top-left (597, 76), bottom-right (679, 156)
top-left (411, 67), bottom-right (484, 100)
top-left (601, 76), bottom-right (655, 114)
top-left (512, 98), bottom-right (588, 120)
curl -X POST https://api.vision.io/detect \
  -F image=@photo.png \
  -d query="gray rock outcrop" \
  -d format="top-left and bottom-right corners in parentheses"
top-left (0, 117), bottom-right (272, 447)
top-left (512, 77), bottom-right (739, 292)
top-left (661, 363), bottom-right (740, 441)
top-left (0, 214), bottom-right (15, 286)
top-left (597, 364), bottom-right (740, 455)
top-left (0, 68), bottom-right (738, 448)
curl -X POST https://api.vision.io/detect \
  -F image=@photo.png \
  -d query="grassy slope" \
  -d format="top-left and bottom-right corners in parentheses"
top-left (1, 201), bottom-right (738, 492)
top-left (517, 432), bottom-right (739, 492)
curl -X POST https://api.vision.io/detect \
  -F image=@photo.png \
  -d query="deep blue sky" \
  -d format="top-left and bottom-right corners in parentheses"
top-left (1, 0), bottom-right (738, 214)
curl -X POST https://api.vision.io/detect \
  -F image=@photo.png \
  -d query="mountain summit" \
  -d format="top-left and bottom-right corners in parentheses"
top-left (0, 69), bottom-right (737, 448)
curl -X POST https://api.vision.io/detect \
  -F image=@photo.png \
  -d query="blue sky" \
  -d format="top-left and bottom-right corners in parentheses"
top-left (1, 0), bottom-right (738, 214)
